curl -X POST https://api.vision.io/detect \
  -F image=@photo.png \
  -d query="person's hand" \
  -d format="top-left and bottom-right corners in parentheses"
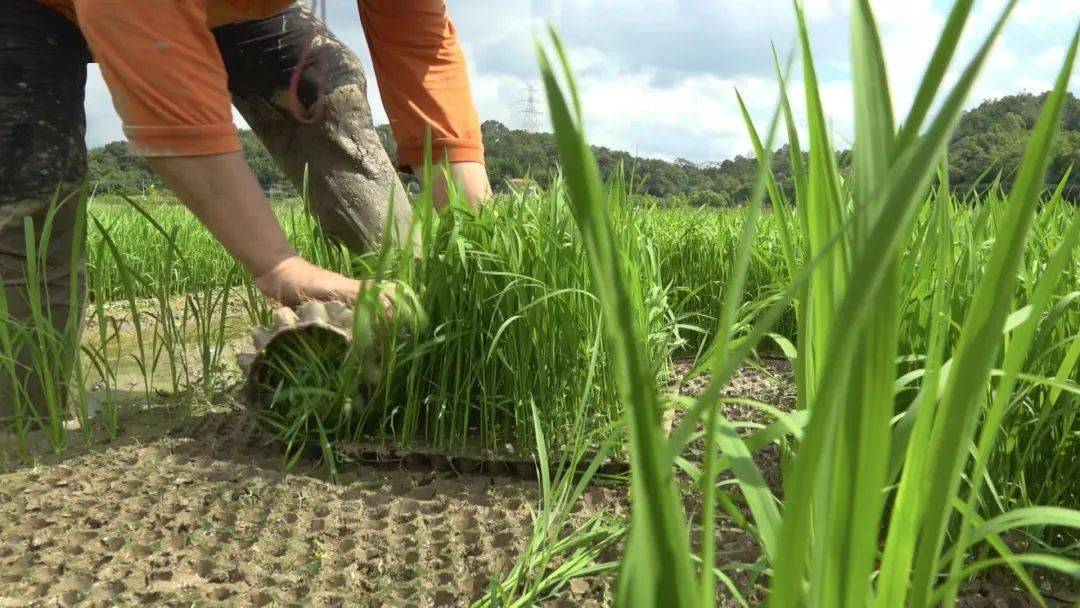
top-left (450, 161), bottom-right (493, 205)
top-left (253, 255), bottom-right (364, 306)
top-left (410, 161), bottom-right (492, 209)
top-left (253, 257), bottom-right (406, 323)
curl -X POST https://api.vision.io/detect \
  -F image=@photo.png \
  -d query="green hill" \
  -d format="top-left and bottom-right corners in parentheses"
top-left (88, 92), bottom-right (1080, 205)
top-left (949, 92), bottom-right (1080, 195)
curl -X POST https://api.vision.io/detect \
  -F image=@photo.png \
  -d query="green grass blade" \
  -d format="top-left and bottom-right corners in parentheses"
top-left (907, 23), bottom-right (1078, 607)
top-left (536, 29), bottom-right (697, 606)
top-left (936, 26), bottom-right (1080, 606)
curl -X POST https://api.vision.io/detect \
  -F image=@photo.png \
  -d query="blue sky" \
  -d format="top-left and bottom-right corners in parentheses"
top-left (83, 0), bottom-right (1080, 163)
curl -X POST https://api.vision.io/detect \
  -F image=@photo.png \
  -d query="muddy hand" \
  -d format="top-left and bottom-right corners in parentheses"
top-left (253, 255), bottom-right (365, 307)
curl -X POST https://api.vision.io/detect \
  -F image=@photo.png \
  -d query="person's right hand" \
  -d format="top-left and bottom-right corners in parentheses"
top-left (410, 161), bottom-right (493, 210)
top-left (253, 255), bottom-right (364, 307)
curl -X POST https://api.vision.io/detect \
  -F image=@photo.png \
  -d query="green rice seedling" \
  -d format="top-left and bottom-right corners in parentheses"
top-left (27, 196), bottom-right (88, 451)
top-left (85, 193), bottom-right (254, 401)
top-left (245, 190), bottom-right (418, 473)
top-left (975, 182), bottom-right (1080, 513)
top-left (538, 30), bottom-right (700, 605)
top-left (536, 0), bottom-right (1080, 605)
top-left (471, 403), bottom-right (626, 608)
top-left (767, 2), bottom-right (1080, 605)
top-left (185, 275), bottom-right (238, 400)
top-left (249, 324), bottom-right (358, 472)
top-left (89, 214), bottom-right (154, 405)
top-left (112, 194), bottom-right (189, 394)
top-left (0, 280), bottom-right (27, 451)
top-left (907, 30), bottom-right (1080, 607)
top-left (0, 186), bottom-right (91, 452)
top-left (643, 204), bottom-right (797, 353)
top-left (349, 174), bottom-right (680, 455)
top-left (81, 242), bottom-right (122, 437)
top-left (88, 200), bottom-right (247, 300)
top-left (473, 330), bottom-right (627, 607)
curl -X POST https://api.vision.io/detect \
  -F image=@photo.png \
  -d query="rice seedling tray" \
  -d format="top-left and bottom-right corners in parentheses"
top-left (332, 437), bottom-right (632, 478)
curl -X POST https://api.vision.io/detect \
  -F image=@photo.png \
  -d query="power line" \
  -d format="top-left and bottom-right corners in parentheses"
top-left (519, 83), bottom-right (542, 132)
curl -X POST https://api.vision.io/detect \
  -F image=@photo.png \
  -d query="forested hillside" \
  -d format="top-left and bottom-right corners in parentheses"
top-left (949, 92), bottom-right (1080, 193)
top-left (88, 92), bottom-right (1080, 205)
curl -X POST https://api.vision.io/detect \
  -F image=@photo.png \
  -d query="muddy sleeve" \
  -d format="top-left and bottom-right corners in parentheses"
top-left (358, 0), bottom-right (485, 169)
top-left (72, 0), bottom-right (239, 157)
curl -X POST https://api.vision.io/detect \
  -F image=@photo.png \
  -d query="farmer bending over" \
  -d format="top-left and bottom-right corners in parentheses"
top-left (0, 0), bottom-right (490, 417)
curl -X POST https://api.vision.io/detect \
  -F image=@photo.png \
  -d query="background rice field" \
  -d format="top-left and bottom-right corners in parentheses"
top-left (77, 185), bottom-right (1080, 516)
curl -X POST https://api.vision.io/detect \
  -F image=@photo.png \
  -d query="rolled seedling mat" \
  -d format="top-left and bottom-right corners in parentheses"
top-left (238, 300), bottom-right (378, 426)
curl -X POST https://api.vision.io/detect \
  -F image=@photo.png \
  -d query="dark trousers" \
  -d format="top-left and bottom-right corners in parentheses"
top-left (0, 1), bottom-right (410, 420)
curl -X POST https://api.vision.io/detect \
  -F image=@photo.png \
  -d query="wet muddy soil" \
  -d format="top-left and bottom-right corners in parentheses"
top-left (1, 401), bottom-right (628, 607)
top-left (0, 362), bottom-right (1072, 606)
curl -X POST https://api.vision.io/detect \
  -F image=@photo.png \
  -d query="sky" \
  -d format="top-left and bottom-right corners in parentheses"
top-left (83, 0), bottom-right (1080, 164)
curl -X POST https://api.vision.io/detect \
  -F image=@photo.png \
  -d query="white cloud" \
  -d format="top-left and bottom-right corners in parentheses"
top-left (84, 65), bottom-right (123, 146)
top-left (81, 1), bottom-right (1080, 163)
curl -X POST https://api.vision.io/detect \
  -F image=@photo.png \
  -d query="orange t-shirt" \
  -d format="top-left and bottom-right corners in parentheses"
top-left (36, 0), bottom-right (483, 167)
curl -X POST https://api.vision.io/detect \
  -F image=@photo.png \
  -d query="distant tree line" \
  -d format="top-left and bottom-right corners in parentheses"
top-left (88, 92), bottom-right (1080, 205)
top-left (949, 92), bottom-right (1080, 196)
top-left (88, 130), bottom-right (296, 198)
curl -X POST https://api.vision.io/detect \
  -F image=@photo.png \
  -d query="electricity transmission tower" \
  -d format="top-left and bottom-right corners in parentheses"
top-left (519, 83), bottom-right (542, 132)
